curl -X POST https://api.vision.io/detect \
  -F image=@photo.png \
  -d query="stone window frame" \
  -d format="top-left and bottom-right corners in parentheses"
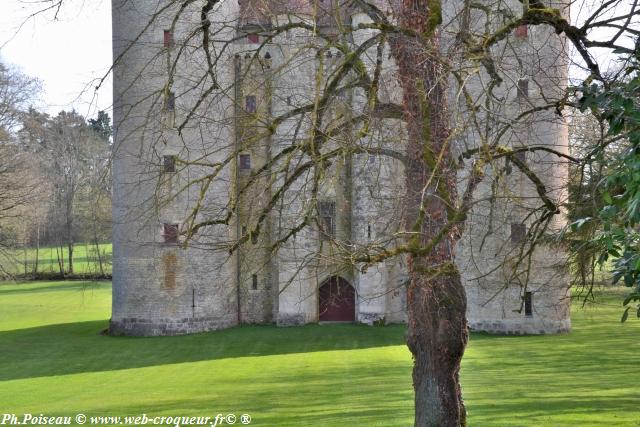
top-left (163, 30), bottom-right (174, 48)
top-left (517, 79), bottom-right (529, 99)
top-left (319, 201), bottom-right (336, 240)
top-left (163, 90), bottom-right (176, 128)
top-left (162, 223), bottom-right (180, 244)
top-left (163, 155), bottom-right (176, 173)
top-left (245, 95), bottom-right (257, 114)
top-left (514, 24), bottom-right (528, 39)
top-left (514, 148), bottom-right (527, 164)
top-left (510, 222), bottom-right (526, 244)
top-left (165, 91), bottom-right (176, 111)
top-left (239, 153), bottom-right (251, 170)
top-left (524, 291), bottom-right (533, 316)
top-left (505, 147), bottom-right (527, 174)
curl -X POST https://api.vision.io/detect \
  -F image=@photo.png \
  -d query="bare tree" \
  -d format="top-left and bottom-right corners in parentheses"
top-left (0, 62), bottom-right (41, 276)
top-left (105, 0), bottom-right (640, 425)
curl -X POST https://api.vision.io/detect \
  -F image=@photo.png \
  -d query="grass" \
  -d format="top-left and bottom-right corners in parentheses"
top-left (4, 243), bottom-right (112, 276)
top-left (0, 281), bottom-right (639, 426)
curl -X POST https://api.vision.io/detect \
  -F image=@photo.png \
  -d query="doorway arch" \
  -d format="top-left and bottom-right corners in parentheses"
top-left (318, 276), bottom-right (355, 322)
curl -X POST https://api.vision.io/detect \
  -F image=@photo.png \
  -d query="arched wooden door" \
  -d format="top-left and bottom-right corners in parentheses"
top-left (318, 277), bottom-right (355, 322)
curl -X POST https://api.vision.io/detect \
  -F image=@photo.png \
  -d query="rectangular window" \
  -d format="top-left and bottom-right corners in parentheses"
top-left (252, 274), bottom-right (258, 290)
top-left (242, 225), bottom-right (247, 236)
top-left (319, 201), bottom-right (336, 240)
top-left (163, 30), bottom-right (174, 48)
top-left (515, 25), bottom-right (528, 39)
top-left (517, 79), bottom-right (529, 98)
top-left (239, 154), bottom-right (251, 170)
top-left (247, 34), bottom-right (259, 44)
top-left (165, 91), bottom-right (176, 111)
top-left (524, 291), bottom-right (533, 316)
top-left (245, 95), bottom-right (257, 113)
top-left (163, 155), bottom-right (176, 173)
top-left (367, 224), bottom-right (372, 239)
top-left (163, 223), bottom-right (179, 244)
top-left (511, 223), bottom-right (526, 243)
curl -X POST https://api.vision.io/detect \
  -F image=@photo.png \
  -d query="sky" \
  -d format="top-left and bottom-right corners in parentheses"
top-left (0, 0), bottom-right (112, 119)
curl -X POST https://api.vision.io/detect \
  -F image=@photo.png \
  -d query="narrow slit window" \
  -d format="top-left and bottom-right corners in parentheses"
top-left (247, 33), bottom-right (259, 44)
top-left (163, 30), bottom-right (174, 48)
top-left (241, 225), bottom-right (247, 236)
top-left (510, 223), bottom-right (526, 243)
top-left (165, 91), bottom-right (176, 111)
top-left (517, 79), bottom-right (529, 99)
top-left (524, 291), bottom-right (533, 316)
top-left (245, 95), bottom-right (257, 113)
top-left (515, 25), bottom-right (528, 39)
top-left (367, 224), bottom-right (372, 239)
top-left (163, 223), bottom-right (179, 244)
top-left (252, 274), bottom-right (258, 290)
top-left (319, 201), bottom-right (336, 240)
top-left (239, 154), bottom-right (251, 170)
top-left (163, 155), bottom-right (176, 173)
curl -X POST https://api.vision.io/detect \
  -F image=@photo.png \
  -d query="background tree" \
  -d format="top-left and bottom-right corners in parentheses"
top-left (572, 46), bottom-right (640, 319)
top-left (16, 109), bottom-right (111, 276)
top-left (0, 62), bottom-right (41, 276)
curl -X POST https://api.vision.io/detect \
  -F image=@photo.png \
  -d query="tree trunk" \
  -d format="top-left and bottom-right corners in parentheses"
top-left (94, 235), bottom-right (104, 277)
top-left (67, 201), bottom-right (74, 274)
top-left (33, 223), bottom-right (39, 274)
top-left (390, 0), bottom-right (469, 425)
top-left (68, 241), bottom-right (74, 274)
top-left (56, 241), bottom-right (65, 275)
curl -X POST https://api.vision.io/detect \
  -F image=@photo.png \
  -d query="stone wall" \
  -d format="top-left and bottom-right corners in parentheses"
top-left (111, 0), bottom-right (571, 336)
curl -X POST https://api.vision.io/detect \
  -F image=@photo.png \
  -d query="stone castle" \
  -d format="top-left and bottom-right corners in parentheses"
top-left (110, 0), bottom-right (571, 336)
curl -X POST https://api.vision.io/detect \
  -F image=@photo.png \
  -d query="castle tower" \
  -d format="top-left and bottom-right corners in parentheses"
top-left (111, 0), bottom-right (570, 336)
top-left (446, 0), bottom-right (572, 334)
top-left (110, 0), bottom-right (241, 335)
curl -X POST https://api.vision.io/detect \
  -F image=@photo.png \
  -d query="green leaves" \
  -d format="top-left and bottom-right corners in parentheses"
top-left (576, 50), bottom-right (640, 322)
top-left (620, 291), bottom-right (640, 323)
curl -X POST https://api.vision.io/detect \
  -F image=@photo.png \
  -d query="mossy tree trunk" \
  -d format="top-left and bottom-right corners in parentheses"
top-left (390, 0), bottom-right (469, 425)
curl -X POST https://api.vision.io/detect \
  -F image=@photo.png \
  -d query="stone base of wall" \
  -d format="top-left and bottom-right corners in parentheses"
top-left (276, 313), bottom-right (305, 326)
top-left (468, 318), bottom-right (571, 335)
top-left (358, 312), bottom-right (385, 325)
top-left (109, 316), bottom-right (237, 336)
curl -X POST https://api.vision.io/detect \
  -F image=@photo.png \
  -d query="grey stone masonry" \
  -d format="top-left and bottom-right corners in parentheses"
top-left (111, 0), bottom-right (571, 336)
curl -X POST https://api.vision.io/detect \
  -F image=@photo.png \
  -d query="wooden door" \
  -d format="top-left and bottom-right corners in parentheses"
top-left (318, 277), bottom-right (355, 322)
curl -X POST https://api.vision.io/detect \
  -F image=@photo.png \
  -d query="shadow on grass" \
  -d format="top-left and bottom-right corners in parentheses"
top-left (30, 365), bottom-right (415, 426)
top-left (0, 281), bottom-right (108, 295)
top-left (0, 321), bottom-right (407, 382)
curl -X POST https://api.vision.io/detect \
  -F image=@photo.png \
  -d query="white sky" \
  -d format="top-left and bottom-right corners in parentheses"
top-left (0, 0), bottom-right (112, 119)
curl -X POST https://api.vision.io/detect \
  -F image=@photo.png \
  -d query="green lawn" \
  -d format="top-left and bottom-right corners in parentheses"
top-left (0, 281), bottom-right (638, 426)
top-left (5, 243), bottom-right (112, 275)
